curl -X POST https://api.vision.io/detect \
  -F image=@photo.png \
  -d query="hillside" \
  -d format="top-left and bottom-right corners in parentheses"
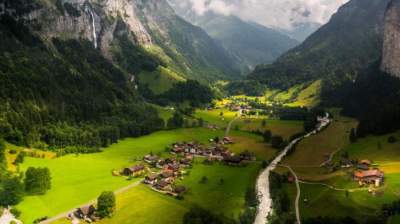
top-left (248, 0), bottom-right (390, 91)
top-left (0, 0), bottom-right (236, 149)
top-left (169, 1), bottom-right (298, 73)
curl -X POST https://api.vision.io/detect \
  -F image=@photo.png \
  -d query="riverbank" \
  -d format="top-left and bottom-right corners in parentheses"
top-left (254, 115), bottom-right (331, 224)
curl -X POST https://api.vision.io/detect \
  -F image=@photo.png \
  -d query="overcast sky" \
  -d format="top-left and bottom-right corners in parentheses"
top-left (176, 0), bottom-right (349, 30)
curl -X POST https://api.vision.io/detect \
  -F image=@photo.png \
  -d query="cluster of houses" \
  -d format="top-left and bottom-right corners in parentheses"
top-left (69, 205), bottom-right (98, 223)
top-left (118, 137), bottom-right (256, 198)
top-left (341, 159), bottom-right (385, 187)
top-left (170, 138), bottom-right (255, 165)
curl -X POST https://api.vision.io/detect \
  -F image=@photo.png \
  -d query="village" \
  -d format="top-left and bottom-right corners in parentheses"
top-left (119, 136), bottom-right (257, 198)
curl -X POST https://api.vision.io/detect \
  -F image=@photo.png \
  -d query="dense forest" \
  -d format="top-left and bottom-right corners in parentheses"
top-left (0, 14), bottom-right (164, 150)
top-left (342, 62), bottom-right (400, 137)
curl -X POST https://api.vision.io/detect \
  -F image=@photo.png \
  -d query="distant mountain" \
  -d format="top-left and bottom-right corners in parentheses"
top-left (249, 0), bottom-right (390, 90)
top-left (168, 1), bottom-right (299, 73)
top-left (277, 22), bottom-right (321, 42)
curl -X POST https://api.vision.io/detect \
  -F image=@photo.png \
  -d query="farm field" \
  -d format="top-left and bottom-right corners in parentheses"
top-left (278, 116), bottom-right (400, 222)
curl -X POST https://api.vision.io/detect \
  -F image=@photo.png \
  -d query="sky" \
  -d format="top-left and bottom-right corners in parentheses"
top-left (176, 0), bottom-right (349, 30)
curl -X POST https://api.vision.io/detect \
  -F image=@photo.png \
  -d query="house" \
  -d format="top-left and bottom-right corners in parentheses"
top-left (160, 170), bottom-right (174, 178)
top-left (356, 164), bottom-right (370, 170)
top-left (359, 160), bottom-right (372, 166)
top-left (223, 137), bottom-right (234, 144)
top-left (180, 158), bottom-right (192, 166)
top-left (224, 155), bottom-right (243, 166)
top-left (240, 151), bottom-right (256, 161)
top-left (144, 174), bottom-right (158, 185)
top-left (144, 155), bottom-right (159, 164)
top-left (354, 169), bottom-right (384, 187)
top-left (154, 179), bottom-right (170, 191)
top-left (123, 164), bottom-right (145, 176)
top-left (75, 205), bottom-right (96, 219)
top-left (340, 158), bottom-right (353, 168)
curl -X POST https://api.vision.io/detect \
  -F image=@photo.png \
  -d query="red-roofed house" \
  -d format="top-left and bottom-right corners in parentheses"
top-left (354, 169), bottom-right (384, 187)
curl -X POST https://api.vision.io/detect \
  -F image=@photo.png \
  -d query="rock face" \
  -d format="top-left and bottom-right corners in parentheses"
top-left (381, 0), bottom-right (400, 77)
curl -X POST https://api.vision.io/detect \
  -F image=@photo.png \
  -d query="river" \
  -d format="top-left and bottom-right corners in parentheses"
top-left (254, 114), bottom-right (331, 224)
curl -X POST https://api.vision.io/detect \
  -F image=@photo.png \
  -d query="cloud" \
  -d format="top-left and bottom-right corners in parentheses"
top-left (185, 0), bottom-right (349, 30)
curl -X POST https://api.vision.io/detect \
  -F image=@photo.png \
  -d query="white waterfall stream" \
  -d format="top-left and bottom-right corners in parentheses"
top-left (88, 8), bottom-right (97, 49)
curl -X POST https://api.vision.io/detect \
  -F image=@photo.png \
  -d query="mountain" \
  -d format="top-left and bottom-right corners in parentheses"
top-left (0, 0), bottom-right (232, 149)
top-left (168, 1), bottom-right (298, 73)
top-left (277, 22), bottom-right (321, 42)
top-left (381, 0), bottom-right (400, 77)
top-left (341, 0), bottom-right (400, 136)
top-left (249, 0), bottom-right (390, 90)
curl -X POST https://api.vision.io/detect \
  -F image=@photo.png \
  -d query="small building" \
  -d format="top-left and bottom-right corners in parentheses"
top-left (144, 155), bottom-right (159, 164)
top-left (223, 137), bottom-right (234, 144)
top-left (160, 170), bottom-right (174, 178)
top-left (123, 164), bottom-right (145, 176)
top-left (224, 155), bottom-right (243, 166)
top-left (144, 174), bottom-right (158, 185)
top-left (155, 179), bottom-right (170, 191)
top-left (354, 169), bottom-right (384, 187)
top-left (359, 160), bottom-right (372, 166)
top-left (356, 164), bottom-right (370, 170)
top-left (75, 205), bottom-right (96, 219)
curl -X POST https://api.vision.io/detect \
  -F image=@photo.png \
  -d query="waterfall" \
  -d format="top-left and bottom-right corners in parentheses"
top-left (89, 9), bottom-right (97, 49)
top-left (85, 4), bottom-right (97, 49)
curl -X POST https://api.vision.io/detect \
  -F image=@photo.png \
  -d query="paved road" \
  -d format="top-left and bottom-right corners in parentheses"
top-left (281, 165), bottom-right (301, 224)
top-left (40, 180), bottom-right (143, 224)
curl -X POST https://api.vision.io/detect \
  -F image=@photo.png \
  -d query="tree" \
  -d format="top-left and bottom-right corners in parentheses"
top-left (0, 177), bottom-right (24, 206)
top-left (24, 167), bottom-right (51, 195)
top-left (97, 191), bottom-right (116, 218)
top-left (271, 136), bottom-right (284, 149)
top-left (349, 128), bottom-right (357, 143)
top-left (167, 112), bottom-right (184, 129)
top-left (263, 130), bottom-right (272, 143)
top-left (261, 119), bottom-right (267, 127)
top-left (0, 139), bottom-right (6, 176)
top-left (14, 153), bottom-right (25, 165)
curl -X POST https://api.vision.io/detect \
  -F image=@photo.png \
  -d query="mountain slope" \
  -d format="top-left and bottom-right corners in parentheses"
top-left (168, 1), bottom-right (298, 73)
top-left (249, 0), bottom-right (390, 90)
top-left (0, 0), bottom-right (235, 148)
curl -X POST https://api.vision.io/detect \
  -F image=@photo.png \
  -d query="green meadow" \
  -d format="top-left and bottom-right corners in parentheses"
top-left (16, 128), bottom-right (225, 223)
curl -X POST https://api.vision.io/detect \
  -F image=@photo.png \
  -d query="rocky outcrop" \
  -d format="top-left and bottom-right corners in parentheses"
top-left (381, 0), bottom-right (400, 77)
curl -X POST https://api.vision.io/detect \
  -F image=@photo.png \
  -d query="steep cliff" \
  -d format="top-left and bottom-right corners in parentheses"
top-left (1, 0), bottom-right (239, 82)
top-left (381, 0), bottom-right (400, 77)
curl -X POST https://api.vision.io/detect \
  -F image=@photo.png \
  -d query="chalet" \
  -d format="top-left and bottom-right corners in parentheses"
top-left (223, 137), bottom-right (234, 144)
top-left (75, 205), bottom-right (96, 219)
top-left (354, 169), bottom-right (384, 187)
top-left (171, 147), bottom-right (184, 154)
top-left (160, 170), bottom-right (174, 178)
top-left (224, 155), bottom-right (243, 166)
top-left (340, 158), bottom-right (353, 168)
top-left (123, 164), bottom-right (145, 176)
top-left (144, 155), bottom-right (159, 164)
top-left (165, 163), bottom-right (180, 172)
top-left (359, 160), bottom-right (372, 166)
top-left (155, 179), bottom-right (170, 191)
top-left (144, 174), bottom-right (158, 185)
top-left (356, 164), bottom-right (370, 170)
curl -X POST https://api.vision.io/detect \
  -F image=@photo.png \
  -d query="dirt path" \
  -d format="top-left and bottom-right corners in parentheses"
top-left (40, 180), bottom-right (143, 224)
top-left (281, 165), bottom-right (301, 224)
top-left (299, 180), bottom-right (370, 192)
top-left (225, 115), bottom-right (240, 137)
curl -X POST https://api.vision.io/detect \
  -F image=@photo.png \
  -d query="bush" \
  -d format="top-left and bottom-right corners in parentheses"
top-left (97, 191), bottom-right (116, 218)
top-left (24, 167), bottom-right (51, 195)
top-left (10, 208), bottom-right (21, 218)
top-left (388, 136), bottom-right (397, 144)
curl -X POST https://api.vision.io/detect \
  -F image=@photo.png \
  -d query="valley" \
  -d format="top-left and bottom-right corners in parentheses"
top-left (2, 0), bottom-right (400, 224)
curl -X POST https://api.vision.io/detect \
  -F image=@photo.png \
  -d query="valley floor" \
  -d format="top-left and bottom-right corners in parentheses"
top-left (9, 102), bottom-right (303, 224)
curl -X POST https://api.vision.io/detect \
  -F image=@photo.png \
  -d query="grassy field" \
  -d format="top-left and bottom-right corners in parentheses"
top-left (139, 66), bottom-right (185, 94)
top-left (278, 115), bottom-right (400, 222)
top-left (281, 114), bottom-right (357, 179)
top-left (16, 128), bottom-right (225, 223)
